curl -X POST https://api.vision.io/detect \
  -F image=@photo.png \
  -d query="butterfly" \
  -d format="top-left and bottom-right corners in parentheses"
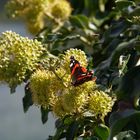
top-left (70, 56), bottom-right (96, 86)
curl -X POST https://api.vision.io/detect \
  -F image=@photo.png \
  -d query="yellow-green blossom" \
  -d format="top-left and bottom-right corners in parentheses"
top-left (5, 0), bottom-right (72, 34)
top-left (6, 0), bottom-right (47, 34)
top-left (0, 31), bottom-right (44, 88)
top-left (61, 90), bottom-right (86, 114)
top-left (30, 69), bottom-right (65, 107)
top-left (52, 90), bottom-right (86, 118)
top-left (51, 81), bottom-right (97, 118)
top-left (30, 69), bottom-right (53, 108)
top-left (52, 97), bottom-right (67, 118)
top-left (29, 48), bottom-right (115, 121)
top-left (88, 90), bottom-right (116, 120)
top-left (49, 0), bottom-right (72, 21)
top-left (6, 0), bottom-right (46, 18)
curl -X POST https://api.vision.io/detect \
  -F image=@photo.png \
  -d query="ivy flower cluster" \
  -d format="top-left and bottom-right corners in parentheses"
top-left (5, 0), bottom-right (47, 34)
top-left (30, 48), bottom-right (116, 120)
top-left (47, 0), bottom-right (72, 21)
top-left (88, 90), bottom-right (116, 120)
top-left (0, 31), bottom-right (44, 88)
top-left (5, 0), bottom-right (72, 34)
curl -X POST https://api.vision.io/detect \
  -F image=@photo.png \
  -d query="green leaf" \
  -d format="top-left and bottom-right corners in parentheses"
top-left (115, 0), bottom-right (135, 10)
top-left (117, 65), bottom-right (140, 100)
top-left (70, 0), bottom-right (85, 14)
top-left (129, 7), bottom-right (140, 16)
top-left (63, 116), bottom-right (74, 126)
top-left (135, 41), bottom-right (140, 52)
top-left (95, 124), bottom-right (109, 140)
top-left (110, 38), bottom-right (136, 67)
top-left (52, 127), bottom-right (66, 140)
top-left (53, 118), bottom-right (66, 139)
top-left (108, 109), bottom-right (140, 140)
top-left (66, 121), bottom-right (79, 140)
top-left (70, 15), bottom-right (89, 29)
top-left (10, 85), bottom-right (17, 94)
top-left (83, 136), bottom-right (100, 140)
top-left (47, 33), bottom-right (63, 42)
top-left (41, 106), bottom-right (50, 124)
top-left (55, 119), bottom-right (63, 129)
top-left (110, 20), bottom-right (130, 38)
top-left (102, 38), bottom-right (121, 56)
top-left (22, 83), bottom-right (33, 113)
top-left (113, 130), bottom-right (136, 140)
top-left (84, 0), bottom-right (99, 16)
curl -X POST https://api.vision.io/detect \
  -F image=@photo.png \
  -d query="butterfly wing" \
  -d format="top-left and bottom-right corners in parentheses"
top-left (70, 56), bottom-right (96, 86)
top-left (73, 71), bottom-right (96, 86)
top-left (70, 56), bottom-right (87, 79)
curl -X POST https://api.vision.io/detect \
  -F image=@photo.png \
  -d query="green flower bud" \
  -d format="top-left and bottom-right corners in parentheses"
top-left (0, 31), bottom-right (44, 88)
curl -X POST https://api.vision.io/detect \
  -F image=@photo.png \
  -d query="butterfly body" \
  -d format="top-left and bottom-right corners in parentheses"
top-left (70, 56), bottom-right (96, 86)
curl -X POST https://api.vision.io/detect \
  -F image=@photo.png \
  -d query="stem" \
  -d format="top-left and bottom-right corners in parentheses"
top-left (44, 13), bottom-right (63, 32)
top-left (50, 66), bottom-right (67, 88)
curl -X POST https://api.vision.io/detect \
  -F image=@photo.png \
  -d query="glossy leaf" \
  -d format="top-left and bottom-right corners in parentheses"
top-left (41, 106), bottom-right (50, 124)
top-left (69, 0), bottom-right (85, 14)
top-left (117, 65), bottom-right (140, 101)
top-left (110, 39), bottom-right (136, 67)
top-left (83, 136), bottom-right (100, 140)
top-left (113, 130), bottom-right (136, 140)
top-left (22, 83), bottom-right (33, 113)
top-left (115, 0), bottom-right (135, 10)
top-left (52, 127), bottom-right (66, 140)
top-left (70, 15), bottom-right (89, 29)
top-left (110, 20), bottom-right (131, 37)
top-left (129, 7), bottom-right (140, 16)
top-left (95, 124), bottom-right (109, 140)
top-left (84, 0), bottom-right (99, 16)
top-left (66, 121), bottom-right (79, 140)
top-left (10, 85), bottom-right (17, 94)
top-left (108, 109), bottom-right (140, 140)
top-left (63, 116), bottom-right (74, 126)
